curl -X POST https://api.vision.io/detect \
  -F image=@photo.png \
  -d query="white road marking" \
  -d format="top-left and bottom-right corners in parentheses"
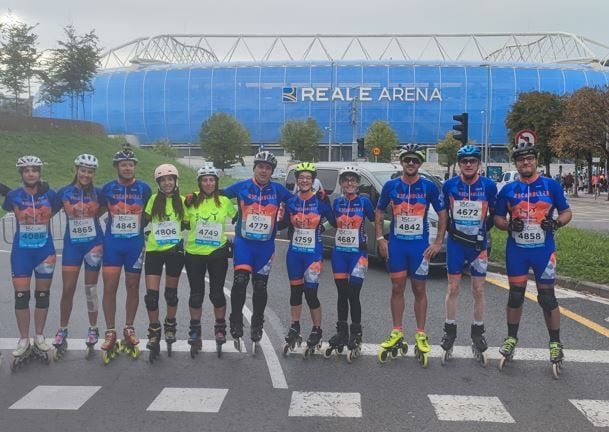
top-left (147, 388), bottom-right (228, 413)
top-left (9, 386), bottom-right (101, 410)
top-left (428, 394), bottom-right (515, 423)
top-left (569, 399), bottom-right (609, 427)
top-left (288, 391), bottom-right (362, 417)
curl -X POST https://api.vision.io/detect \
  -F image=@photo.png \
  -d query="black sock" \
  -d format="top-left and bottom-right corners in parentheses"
top-left (549, 329), bottom-right (560, 343)
top-left (507, 323), bottom-right (519, 338)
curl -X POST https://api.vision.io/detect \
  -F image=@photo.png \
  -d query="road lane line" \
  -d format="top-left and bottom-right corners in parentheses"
top-left (486, 274), bottom-right (609, 339)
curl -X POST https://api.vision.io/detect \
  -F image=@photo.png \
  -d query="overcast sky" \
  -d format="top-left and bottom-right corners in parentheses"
top-left (1, 0), bottom-right (607, 59)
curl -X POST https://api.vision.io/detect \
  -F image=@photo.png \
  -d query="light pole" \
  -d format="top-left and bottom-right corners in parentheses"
top-left (324, 126), bottom-right (332, 162)
top-left (480, 110), bottom-right (488, 173)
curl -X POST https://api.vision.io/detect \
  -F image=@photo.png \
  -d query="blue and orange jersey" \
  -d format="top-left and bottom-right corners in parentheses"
top-left (101, 179), bottom-right (152, 239)
top-left (377, 175), bottom-right (445, 241)
top-left (55, 184), bottom-right (105, 243)
top-left (442, 175), bottom-right (497, 237)
top-left (2, 187), bottom-right (58, 248)
top-left (332, 194), bottom-right (375, 252)
top-left (283, 192), bottom-right (335, 254)
top-left (223, 178), bottom-right (292, 241)
top-left (495, 174), bottom-right (569, 250)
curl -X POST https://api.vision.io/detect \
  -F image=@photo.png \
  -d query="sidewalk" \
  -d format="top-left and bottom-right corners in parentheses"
top-left (568, 192), bottom-right (609, 204)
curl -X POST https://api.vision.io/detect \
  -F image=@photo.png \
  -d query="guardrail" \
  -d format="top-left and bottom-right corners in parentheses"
top-left (2, 213), bottom-right (67, 245)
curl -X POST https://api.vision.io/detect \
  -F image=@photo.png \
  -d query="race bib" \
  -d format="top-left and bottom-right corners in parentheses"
top-left (513, 222), bottom-right (546, 248)
top-left (69, 218), bottom-right (96, 243)
top-left (452, 200), bottom-right (482, 235)
top-left (394, 215), bottom-right (424, 240)
top-left (244, 214), bottom-right (272, 240)
top-left (19, 224), bottom-right (48, 249)
top-left (195, 220), bottom-right (223, 246)
top-left (152, 220), bottom-right (180, 245)
top-left (292, 228), bottom-right (316, 253)
top-left (335, 228), bottom-right (359, 252)
top-left (111, 214), bottom-right (139, 238)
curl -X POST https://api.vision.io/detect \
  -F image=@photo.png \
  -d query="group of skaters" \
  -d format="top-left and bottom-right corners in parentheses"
top-left (0, 139), bottom-right (571, 376)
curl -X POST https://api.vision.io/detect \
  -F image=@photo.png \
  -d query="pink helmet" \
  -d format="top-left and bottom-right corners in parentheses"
top-left (154, 164), bottom-right (179, 180)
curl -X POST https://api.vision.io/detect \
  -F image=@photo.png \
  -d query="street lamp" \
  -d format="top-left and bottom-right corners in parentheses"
top-left (480, 110), bottom-right (489, 172)
top-left (324, 125), bottom-right (332, 162)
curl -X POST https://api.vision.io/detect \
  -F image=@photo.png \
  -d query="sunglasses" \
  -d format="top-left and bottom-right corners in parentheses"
top-left (459, 158), bottom-right (480, 165)
top-left (402, 157), bottom-right (421, 165)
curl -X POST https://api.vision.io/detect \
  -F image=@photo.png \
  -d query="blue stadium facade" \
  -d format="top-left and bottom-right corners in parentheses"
top-left (34, 60), bottom-right (609, 152)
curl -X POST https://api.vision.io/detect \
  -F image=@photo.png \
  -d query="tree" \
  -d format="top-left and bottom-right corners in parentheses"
top-left (200, 112), bottom-right (250, 170)
top-left (278, 118), bottom-right (323, 161)
top-left (437, 132), bottom-right (461, 177)
top-left (152, 140), bottom-right (177, 158)
top-left (0, 21), bottom-right (40, 114)
top-left (364, 121), bottom-right (398, 162)
top-left (505, 91), bottom-right (565, 175)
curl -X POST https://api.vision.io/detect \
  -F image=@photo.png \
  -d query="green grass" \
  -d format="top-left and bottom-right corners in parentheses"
top-left (489, 227), bottom-right (609, 284)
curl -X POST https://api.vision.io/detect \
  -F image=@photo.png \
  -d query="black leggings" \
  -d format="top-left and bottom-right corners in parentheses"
top-left (335, 279), bottom-right (362, 323)
top-left (184, 248), bottom-right (228, 309)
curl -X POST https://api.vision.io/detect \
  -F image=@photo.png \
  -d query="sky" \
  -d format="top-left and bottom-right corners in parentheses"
top-left (1, 0), bottom-right (608, 61)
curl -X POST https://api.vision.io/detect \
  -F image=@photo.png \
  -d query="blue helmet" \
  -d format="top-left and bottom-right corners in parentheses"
top-left (457, 145), bottom-right (481, 161)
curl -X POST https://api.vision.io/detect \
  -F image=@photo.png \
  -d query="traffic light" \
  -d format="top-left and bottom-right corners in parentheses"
top-left (452, 112), bottom-right (469, 145)
top-left (357, 138), bottom-right (365, 158)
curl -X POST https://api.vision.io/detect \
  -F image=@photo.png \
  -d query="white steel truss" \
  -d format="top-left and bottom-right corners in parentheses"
top-left (100, 33), bottom-right (609, 69)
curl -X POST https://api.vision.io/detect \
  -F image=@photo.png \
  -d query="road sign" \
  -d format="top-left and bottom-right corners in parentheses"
top-left (372, 147), bottom-right (381, 156)
top-left (514, 129), bottom-right (538, 146)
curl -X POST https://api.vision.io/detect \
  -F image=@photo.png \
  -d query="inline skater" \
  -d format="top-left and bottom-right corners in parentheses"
top-left (183, 166), bottom-right (236, 358)
top-left (375, 144), bottom-right (447, 367)
top-left (440, 145), bottom-right (497, 366)
top-left (324, 166), bottom-right (375, 363)
top-left (53, 154), bottom-right (105, 360)
top-left (279, 162), bottom-right (334, 358)
top-left (494, 141), bottom-right (572, 378)
top-left (143, 164), bottom-right (185, 363)
top-left (223, 151), bottom-right (292, 353)
top-left (100, 148), bottom-right (152, 364)
top-left (3, 156), bottom-right (58, 369)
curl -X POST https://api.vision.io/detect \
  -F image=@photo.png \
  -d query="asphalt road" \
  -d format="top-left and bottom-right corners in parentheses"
top-left (565, 193), bottom-right (609, 232)
top-left (0, 233), bottom-right (608, 432)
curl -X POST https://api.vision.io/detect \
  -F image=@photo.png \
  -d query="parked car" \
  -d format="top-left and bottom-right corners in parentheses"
top-left (497, 170), bottom-right (519, 193)
top-left (285, 162), bottom-right (447, 267)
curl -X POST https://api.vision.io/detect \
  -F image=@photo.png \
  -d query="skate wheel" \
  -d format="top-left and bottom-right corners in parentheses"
top-left (400, 345), bottom-right (408, 357)
top-left (390, 348), bottom-right (398, 359)
top-left (233, 339), bottom-right (242, 352)
top-left (190, 347), bottom-right (198, 359)
top-left (441, 350), bottom-right (449, 366)
top-left (217, 345), bottom-right (222, 358)
top-left (378, 349), bottom-right (389, 363)
top-left (323, 347), bottom-right (333, 358)
top-left (302, 348), bottom-right (310, 359)
top-left (131, 346), bottom-right (140, 359)
top-left (102, 352), bottom-right (111, 365)
top-left (479, 351), bottom-right (488, 368)
top-left (167, 343), bottom-right (173, 357)
top-left (42, 353), bottom-right (50, 365)
top-left (421, 353), bottom-right (428, 368)
top-left (251, 341), bottom-right (258, 356)
top-left (347, 350), bottom-right (354, 364)
top-left (148, 351), bottom-right (157, 364)
top-left (282, 343), bottom-right (290, 356)
top-left (337, 346), bottom-right (344, 354)
top-left (84, 347), bottom-right (93, 360)
top-left (498, 356), bottom-right (508, 371)
top-left (552, 362), bottom-right (561, 379)
top-left (296, 338), bottom-right (302, 348)
top-left (53, 350), bottom-right (62, 361)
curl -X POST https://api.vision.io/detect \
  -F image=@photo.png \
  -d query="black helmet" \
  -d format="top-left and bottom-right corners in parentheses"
top-left (398, 144), bottom-right (426, 162)
top-left (112, 149), bottom-right (138, 166)
top-left (511, 141), bottom-right (538, 161)
top-left (253, 151), bottom-right (277, 170)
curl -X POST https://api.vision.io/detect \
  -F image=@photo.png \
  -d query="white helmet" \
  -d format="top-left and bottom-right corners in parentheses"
top-left (16, 155), bottom-right (43, 171)
top-left (74, 154), bottom-right (99, 169)
top-left (197, 166), bottom-right (219, 181)
top-left (154, 164), bottom-right (179, 181)
top-left (338, 165), bottom-right (361, 181)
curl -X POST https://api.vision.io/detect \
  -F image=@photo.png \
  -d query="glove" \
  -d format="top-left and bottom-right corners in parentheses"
top-left (184, 193), bottom-right (196, 208)
top-left (508, 217), bottom-right (524, 233)
top-left (541, 217), bottom-right (561, 232)
top-left (38, 181), bottom-right (49, 194)
top-left (0, 182), bottom-right (10, 197)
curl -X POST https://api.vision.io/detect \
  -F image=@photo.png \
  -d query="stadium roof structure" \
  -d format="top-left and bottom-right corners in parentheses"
top-left (99, 32), bottom-right (609, 69)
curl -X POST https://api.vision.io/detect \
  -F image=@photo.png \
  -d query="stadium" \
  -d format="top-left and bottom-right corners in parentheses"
top-left (34, 33), bottom-right (609, 162)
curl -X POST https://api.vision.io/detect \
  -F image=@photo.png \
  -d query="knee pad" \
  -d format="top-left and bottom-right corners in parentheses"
top-left (144, 290), bottom-right (160, 311)
top-left (507, 286), bottom-right (526, 309)
top-left (290, 284), bottom-right (304, 306)
top-left (15, 291), bottom-right (30, 310)
top-left (164, 287), bottom-right (179, 307)
top-left (209, 288), bottom-right (226, 308)
top-left (304, 288), bottom-right (320, 310)
top-left (35, 290), bottom-right (50, 309)
top-left (537, 289), bottom-right (558, 314)
top-left (232, 270), bottom-right (250, 295)
top-left (188, 292), bottom-right (204, 309)
top-left (84, 284), bottom-right (98, 313)
top-left (252, 276), bottom-right (268, 294)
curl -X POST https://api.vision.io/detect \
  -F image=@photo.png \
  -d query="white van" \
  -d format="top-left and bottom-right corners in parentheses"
top-left (497, 171), bottom-right (519, 193)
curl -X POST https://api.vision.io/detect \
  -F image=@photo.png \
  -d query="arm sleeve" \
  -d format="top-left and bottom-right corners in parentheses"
top-left (494, 189), bottom-right (508, 217)
top-left (1, 192), bottom-right (12, 212)
top-left (551, 180), bottom-right (570, 212)
top-left (322, 199), bottom-right (336, 227)
top-left (376, 182), bottom-right (391, 211)
top-left (52, 188), bottom-right (64, 213)
top-left (487, 180), bottom-right (498, 213)
top-left (428, 181), bottom-right (445, 212)
top-left (223, 181), bottom-right (239, 199)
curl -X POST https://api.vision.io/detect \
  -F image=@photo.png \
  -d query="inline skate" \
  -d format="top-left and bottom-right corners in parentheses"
top-left (498, 336), bottom-right (518, 371)
top-left (229, 313), bottom-right (244, 352)
top-left (164, 318), bottom-right (177, 357)
top-left (378, 329), bottom-right (408, 363)
top-left (303, 326), bottom-right (322, 358)
top-left (324, 321), bottom-right (349, 358)
top-left (11, 338), bottom-right (32, 371)
top-left (53, 327), bottom-right (68, 361)
top-left (414, 331), bottom-right (430, 368)
top-left (215, 320), bottom-right (227, 358)
top-left (471, 324), bottom-right (488, 367)
top-left (188, 321), bottom-right (202, 358)
top-left (282, 322), bottom-right (302, 356)
top-left (119, 325), bottom-right (140, 360)
top-left (346, 323), bottom-right (362, 364)
top-left (101, 329), bottom-right (120, 365)
top-left (85, 326), bottom-right (99, 359)
top-left (146, 323), bottom-right (162, 363)
top-left (440, 323), bottom-right (457, 366)
top-left (250, 315), bottom-right (264, 356)
top-left (32, 335), bottom-right (51, 364)
top-left (549, 341), bottom-right (564, 379)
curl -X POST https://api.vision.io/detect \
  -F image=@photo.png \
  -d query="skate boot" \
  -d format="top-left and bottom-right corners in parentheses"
top-left (32, 334), bottom-right (51, 364)
top-left (214, 320), bottom-right (227, 358)
top-left (101, 329), bottom-right (120, 365)
top-left (163, 318), bottom-right (177, 357)
top-left (120, 325), bottom-right (140, 360)
top-left (324, 321), bottom-right (349, 358)
top-left (188, 321), bottom-right (202, 358)
top-left (250, 314), bottom-right (264, 356)
top-left (282, 322), bottom-right (302, 356)
top-left (229, 313), bottom-right (244, 352)
top-left (303, 326), bottom-right (322, 358)
top-left (549, 341), bottom-right (564, 379)
top-left (146, 323), bottom-right (162, 364)
top-left (498, 336), bottom-right (518, 371)
top-left (53, 327), bottom-right (68, 361)
top-left (377, 329), bottom-right (407, 363)
top-left (85, 326), bottom-right (99, 359)
top-left (346, 323), bottom-right (363, 364)
top-left (440, 323), bottom-right (457, 366)
top-left (471, 324), bottom-right (488, 367)
top-left (414, 331), bottom-right (430, 368)
top-left (11, 338), bottom-right (32, 371)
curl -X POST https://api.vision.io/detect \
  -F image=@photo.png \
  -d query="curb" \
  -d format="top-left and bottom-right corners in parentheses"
top-left (487, 262), bottom-right (609, 300)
